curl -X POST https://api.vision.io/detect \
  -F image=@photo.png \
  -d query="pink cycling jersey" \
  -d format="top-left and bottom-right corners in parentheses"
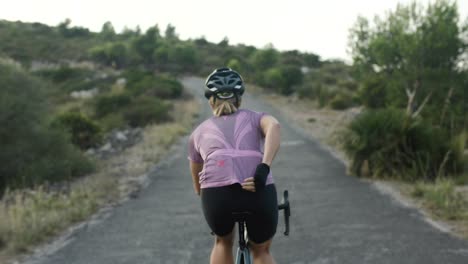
top-left (188, 109), bottom-right (274, 188)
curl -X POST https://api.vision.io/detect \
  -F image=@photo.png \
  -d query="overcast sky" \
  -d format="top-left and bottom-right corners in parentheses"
top-left (1, 0), bottom-right (466, 61)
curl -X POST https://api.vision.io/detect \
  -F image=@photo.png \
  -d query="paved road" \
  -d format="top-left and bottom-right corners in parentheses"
top-left (27, 77), bottom-right (468, 264)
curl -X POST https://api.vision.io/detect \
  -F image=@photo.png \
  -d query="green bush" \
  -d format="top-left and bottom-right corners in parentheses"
top-left (296, 83), bottom-right (316, 99)
top-left (94, 93), bottom-right (132, 117)
top-left (357, 75), bottom-right (388, 108)
top-left (98, 112), bottom-right (126, 132)
top-left (412, 178), bottom-right (468, 220)
top-left (34, 66), bottom-right (115, 94)
top-left (263, 68), bottom-right (285, 91)
top-left (128, 73), bottom-right (183, 99)
top-left (448, 132), bottom-right (466, 174)
top-left (51, 112), bottom-right (103, 149)
top-left (35, 66), bottom-right (88, 83)
top-left (329, 92), bottom-right (354, 110)
top-left (0, 63), bottom-right (95, 194)
top-left (317, 86), bottom-right (336, 108)
top-left (342, 108), bottom-right (460, 180)
top-left (123, 97), bottom-right (172, 127)
top-left (15, 128), bottom-right (95, 187)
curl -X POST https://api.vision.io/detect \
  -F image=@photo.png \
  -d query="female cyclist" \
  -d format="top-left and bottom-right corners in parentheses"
top-left (188, 68), bottom-right (281, 264)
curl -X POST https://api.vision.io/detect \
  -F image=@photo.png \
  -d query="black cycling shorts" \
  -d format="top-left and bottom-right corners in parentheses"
top-left (201, 183), bottom-right (278, 244)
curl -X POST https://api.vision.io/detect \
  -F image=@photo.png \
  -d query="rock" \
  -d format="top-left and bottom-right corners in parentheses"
top-left (85, 148), bottom-right (96, 156)
top-left (100, 143), bottom-right (112, 152)
top-left (29, 60), bottom-right (59, 71)
top-left (70, 88), bottom-right (99, 99)
top-left (116, 132), bottom-right (128, 141)
top-left (91, 127), bottom-right (144, 159)
top-left (116, 78), bottom-right (127, 87)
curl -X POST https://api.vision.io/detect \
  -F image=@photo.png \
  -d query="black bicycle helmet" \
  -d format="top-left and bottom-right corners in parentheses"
top-left (204, 67), bottom-right (245, 100)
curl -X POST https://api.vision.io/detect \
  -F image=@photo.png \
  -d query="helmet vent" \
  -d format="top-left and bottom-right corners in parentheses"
top-left (204, 67), bottom-right (245, 99)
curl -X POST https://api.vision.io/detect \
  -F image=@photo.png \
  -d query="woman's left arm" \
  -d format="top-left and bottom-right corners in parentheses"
top-left (190, 161), bottom-right (203, 196)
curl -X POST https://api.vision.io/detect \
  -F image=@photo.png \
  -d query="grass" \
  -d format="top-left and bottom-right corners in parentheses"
top-left (0, 171), bottom-right (117, 256)
top-left (0, 96), bottom-right (199, 262)
top-left (411, 178), bottom-right (468, 221)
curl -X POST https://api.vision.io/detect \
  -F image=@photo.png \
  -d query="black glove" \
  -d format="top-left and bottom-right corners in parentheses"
top-left (254, 163), bottom-right (270, 190)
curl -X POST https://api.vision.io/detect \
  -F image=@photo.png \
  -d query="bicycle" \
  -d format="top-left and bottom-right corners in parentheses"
top-left (233, 190), bottom-right (291, 264)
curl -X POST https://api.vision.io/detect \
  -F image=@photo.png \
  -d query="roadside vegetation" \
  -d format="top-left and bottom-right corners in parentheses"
top-left (253, 0), bottom-right (467, 237)
top-left (343, 0), bottom-right (467, 227)
top-left (0, 0), bottom-right (466, 260)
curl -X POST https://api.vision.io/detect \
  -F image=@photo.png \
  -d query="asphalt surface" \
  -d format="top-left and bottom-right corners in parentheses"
top-left (26, 76), bottom-right (468, 264)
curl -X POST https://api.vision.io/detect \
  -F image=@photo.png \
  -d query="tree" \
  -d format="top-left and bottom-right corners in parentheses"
top-left (227, 58), bottom-right (242, 72)
top-left (164, 23), bottom-right (178, 41)
top-left (250, 47), bottom-right (279, 71)
top-left (57, 18), bottom-right (90, 38)
top-left (218, 37), bottom-right (229, 47)
top-left (132, 25), bottom-right (161, 66)
top-left (101, 21), bottom-right (116, 40)
top-left (280, 50), bottom-right (302, 67)
top-left (349, 0), bottom-right (466, 129)
top-left (57, 18), bottom-right (72, 35)
top-left (303, 52), bottom-right (321, 68)
top-left (89, 42), bottom-right (128, 68)
top-left (167, 43), bottom-right (199, 72)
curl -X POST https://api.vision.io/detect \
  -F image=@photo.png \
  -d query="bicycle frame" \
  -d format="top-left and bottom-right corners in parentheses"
top-left (233, 213), bottom-right (252, 264)
top-left (233, 190), bottom-right (290, 264)
top-left (235, 219), bottom-right (252, 263)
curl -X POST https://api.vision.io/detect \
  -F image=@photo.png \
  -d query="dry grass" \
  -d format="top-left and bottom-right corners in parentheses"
top-left (0, 97), bottom-right (199, 262)
top-left (0, 171), bottom-right (117, 260)
top-left (412, 179), bottom-right (468, 220)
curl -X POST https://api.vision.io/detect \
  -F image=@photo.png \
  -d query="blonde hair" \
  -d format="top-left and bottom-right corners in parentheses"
top-left (209, 96), bottom-right (241, 117)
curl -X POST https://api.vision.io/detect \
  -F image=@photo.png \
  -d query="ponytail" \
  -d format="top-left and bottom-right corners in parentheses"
top-left (209, 96), bottom-right (241, 117)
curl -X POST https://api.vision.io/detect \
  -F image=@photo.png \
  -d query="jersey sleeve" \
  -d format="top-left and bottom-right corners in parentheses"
top-left (253, 111), bottom-right (266, 133)
top-left (187, 132), bottom-right (203, 163)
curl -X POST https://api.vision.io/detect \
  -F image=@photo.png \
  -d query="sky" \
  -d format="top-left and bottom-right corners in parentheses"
top-left (0, 0), bottom-right (467, 61)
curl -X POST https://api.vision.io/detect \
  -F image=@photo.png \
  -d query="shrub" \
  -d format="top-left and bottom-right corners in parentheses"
top-left (94, 93), bottom-right (132, 117)
top-left (317, 86), bottom-right (335, 108)
top-left (412, 178), bottom-right (468, 220)
top-left (296, 82), bottom-right (317, 99)
top-left (357, 75), bottom-right (387, 108)
top-left (123, 97), bottom-right (172, 127)
top-left (128, 73), bottom-right (183, 99)
top-left (34, 66), bottom-right (91, 83)
top-left (329, 92), bottom-right (354, 110)
top-left (263, 68), bottom-right (285, 91)
top-left (51, 112), bottom-right (103, 149)
top-left (448, 132), bottom-right (466, 174)
top-left (0, 63), bottom-right (95, 194)
top-left (34, 66), bottom-right (115, 93)
top-left (1, 126), bottom-right (95, 193)
top-left (342, 108), bottom-right (459, 180)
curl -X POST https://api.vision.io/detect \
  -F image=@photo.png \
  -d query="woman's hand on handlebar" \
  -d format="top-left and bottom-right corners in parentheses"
top-left (241, 177), bottom-right (256, 192)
